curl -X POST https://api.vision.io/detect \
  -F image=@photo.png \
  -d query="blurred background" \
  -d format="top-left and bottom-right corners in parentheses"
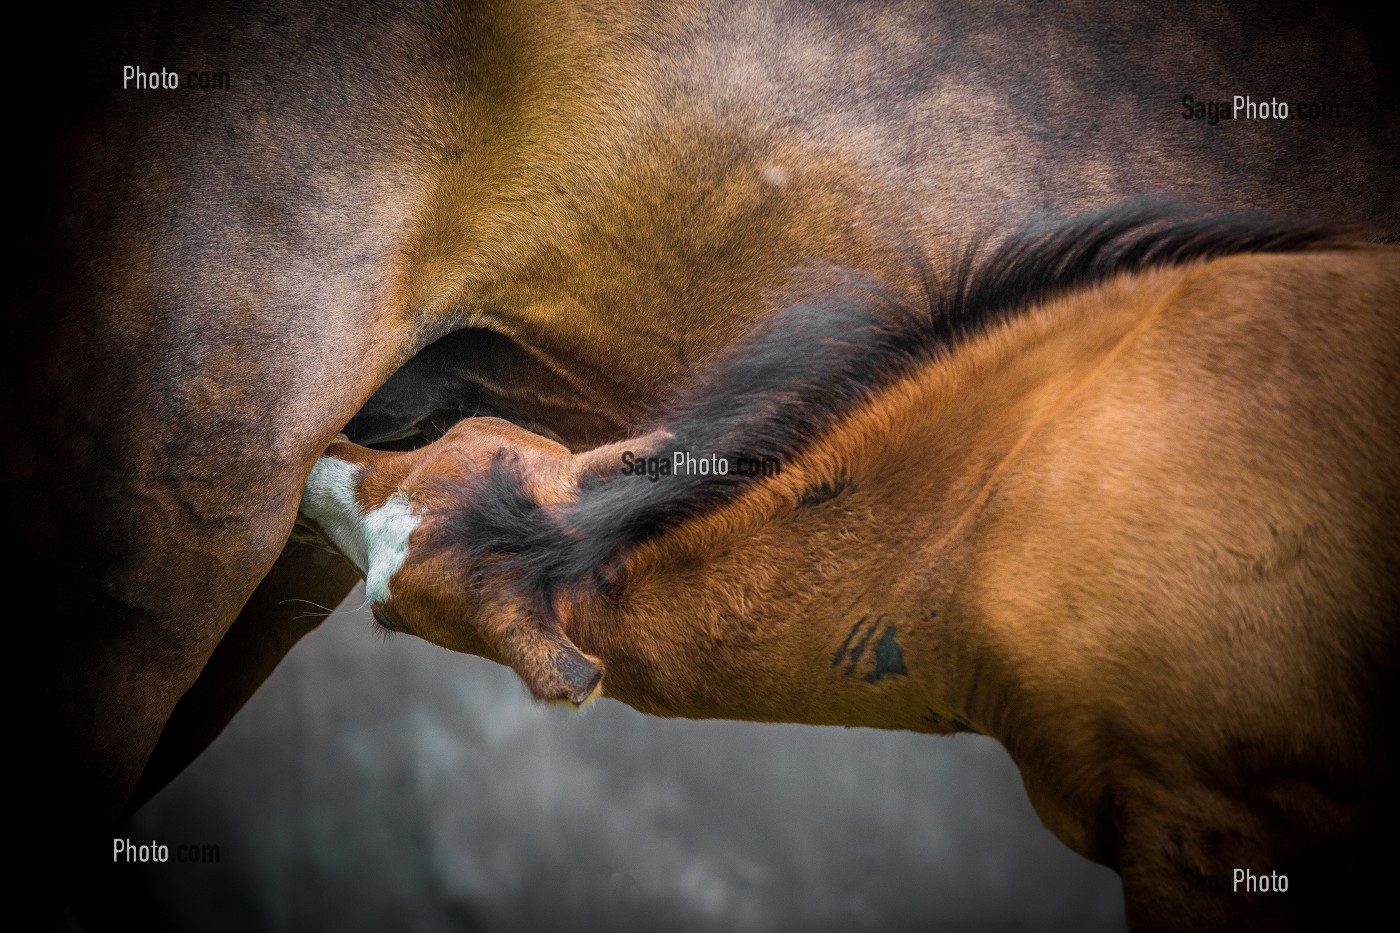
top-left (100, 585), bottom-right (1126, 932)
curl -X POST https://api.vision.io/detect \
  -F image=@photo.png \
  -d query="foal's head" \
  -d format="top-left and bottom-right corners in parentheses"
top-left (300, 417), bottom-right (613, 707)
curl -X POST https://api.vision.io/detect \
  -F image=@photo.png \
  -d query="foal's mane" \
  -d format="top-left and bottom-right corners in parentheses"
top-left (428, 199), bottom-right (1363, 609)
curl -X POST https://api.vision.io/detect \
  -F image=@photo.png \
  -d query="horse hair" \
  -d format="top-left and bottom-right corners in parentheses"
top-left (425, 197), bottom-right (1367, 614)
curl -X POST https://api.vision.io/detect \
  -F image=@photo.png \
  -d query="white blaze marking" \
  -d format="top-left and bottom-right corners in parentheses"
top-left (300, 456), bottom-right (421, 602)
top-left (301, 457), bottom-right (370, 572)
top-left (363, 493), bottom-right (419, 603)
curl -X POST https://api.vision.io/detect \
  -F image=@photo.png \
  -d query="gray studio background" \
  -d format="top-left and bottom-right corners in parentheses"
top-left (124, 584), bottom-right (1126, 931)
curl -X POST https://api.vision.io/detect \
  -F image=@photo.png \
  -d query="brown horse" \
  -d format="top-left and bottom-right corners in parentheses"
top-left (12, 0), bottom-right (1399, 915)
top-left (298, 206), bottom-right (1400, 931)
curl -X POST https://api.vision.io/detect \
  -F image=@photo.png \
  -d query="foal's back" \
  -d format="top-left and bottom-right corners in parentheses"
top-left (968, 246), bottom-right (1400, 931)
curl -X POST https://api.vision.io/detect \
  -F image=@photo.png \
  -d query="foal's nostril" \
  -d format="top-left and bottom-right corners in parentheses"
top-left (371, 605), bottom-right (400, 633)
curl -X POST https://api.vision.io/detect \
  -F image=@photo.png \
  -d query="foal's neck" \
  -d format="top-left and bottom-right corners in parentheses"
top-left (566, 268), bottom-right (1189, 736)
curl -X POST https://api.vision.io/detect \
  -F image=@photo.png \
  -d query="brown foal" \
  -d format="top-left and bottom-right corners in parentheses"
top-left (298, 206), bottom-right (1400, 931)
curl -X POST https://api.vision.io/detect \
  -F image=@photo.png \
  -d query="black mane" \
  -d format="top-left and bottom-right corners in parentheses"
top-left (427, 198), bottom-right (1364, 610)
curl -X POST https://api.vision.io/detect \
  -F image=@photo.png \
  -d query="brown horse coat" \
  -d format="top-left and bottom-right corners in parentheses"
top-left (12, 0), bottom-right (1398, 913)
top-left (300, 209), bottom-right (1399, 931)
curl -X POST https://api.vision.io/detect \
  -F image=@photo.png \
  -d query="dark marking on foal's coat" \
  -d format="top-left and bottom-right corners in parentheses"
top-left (831, 618), bottom-right (867, 667)
top-left (798, 473), bottom-right (860, 508)
top-left (922, 708), bottom-right (979, 734)
top-left (831, 617), bottom-right (909, 682)
top-left (844, 620), bottom-right (879, 676)
top-left (866, 626), bottom-right (909, 682)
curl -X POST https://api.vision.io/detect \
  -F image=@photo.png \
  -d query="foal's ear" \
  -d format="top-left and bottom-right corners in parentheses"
top-left (492, 603), bottom-right (604, 708)
top-left (536, 633), bottom-right (605, 708)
